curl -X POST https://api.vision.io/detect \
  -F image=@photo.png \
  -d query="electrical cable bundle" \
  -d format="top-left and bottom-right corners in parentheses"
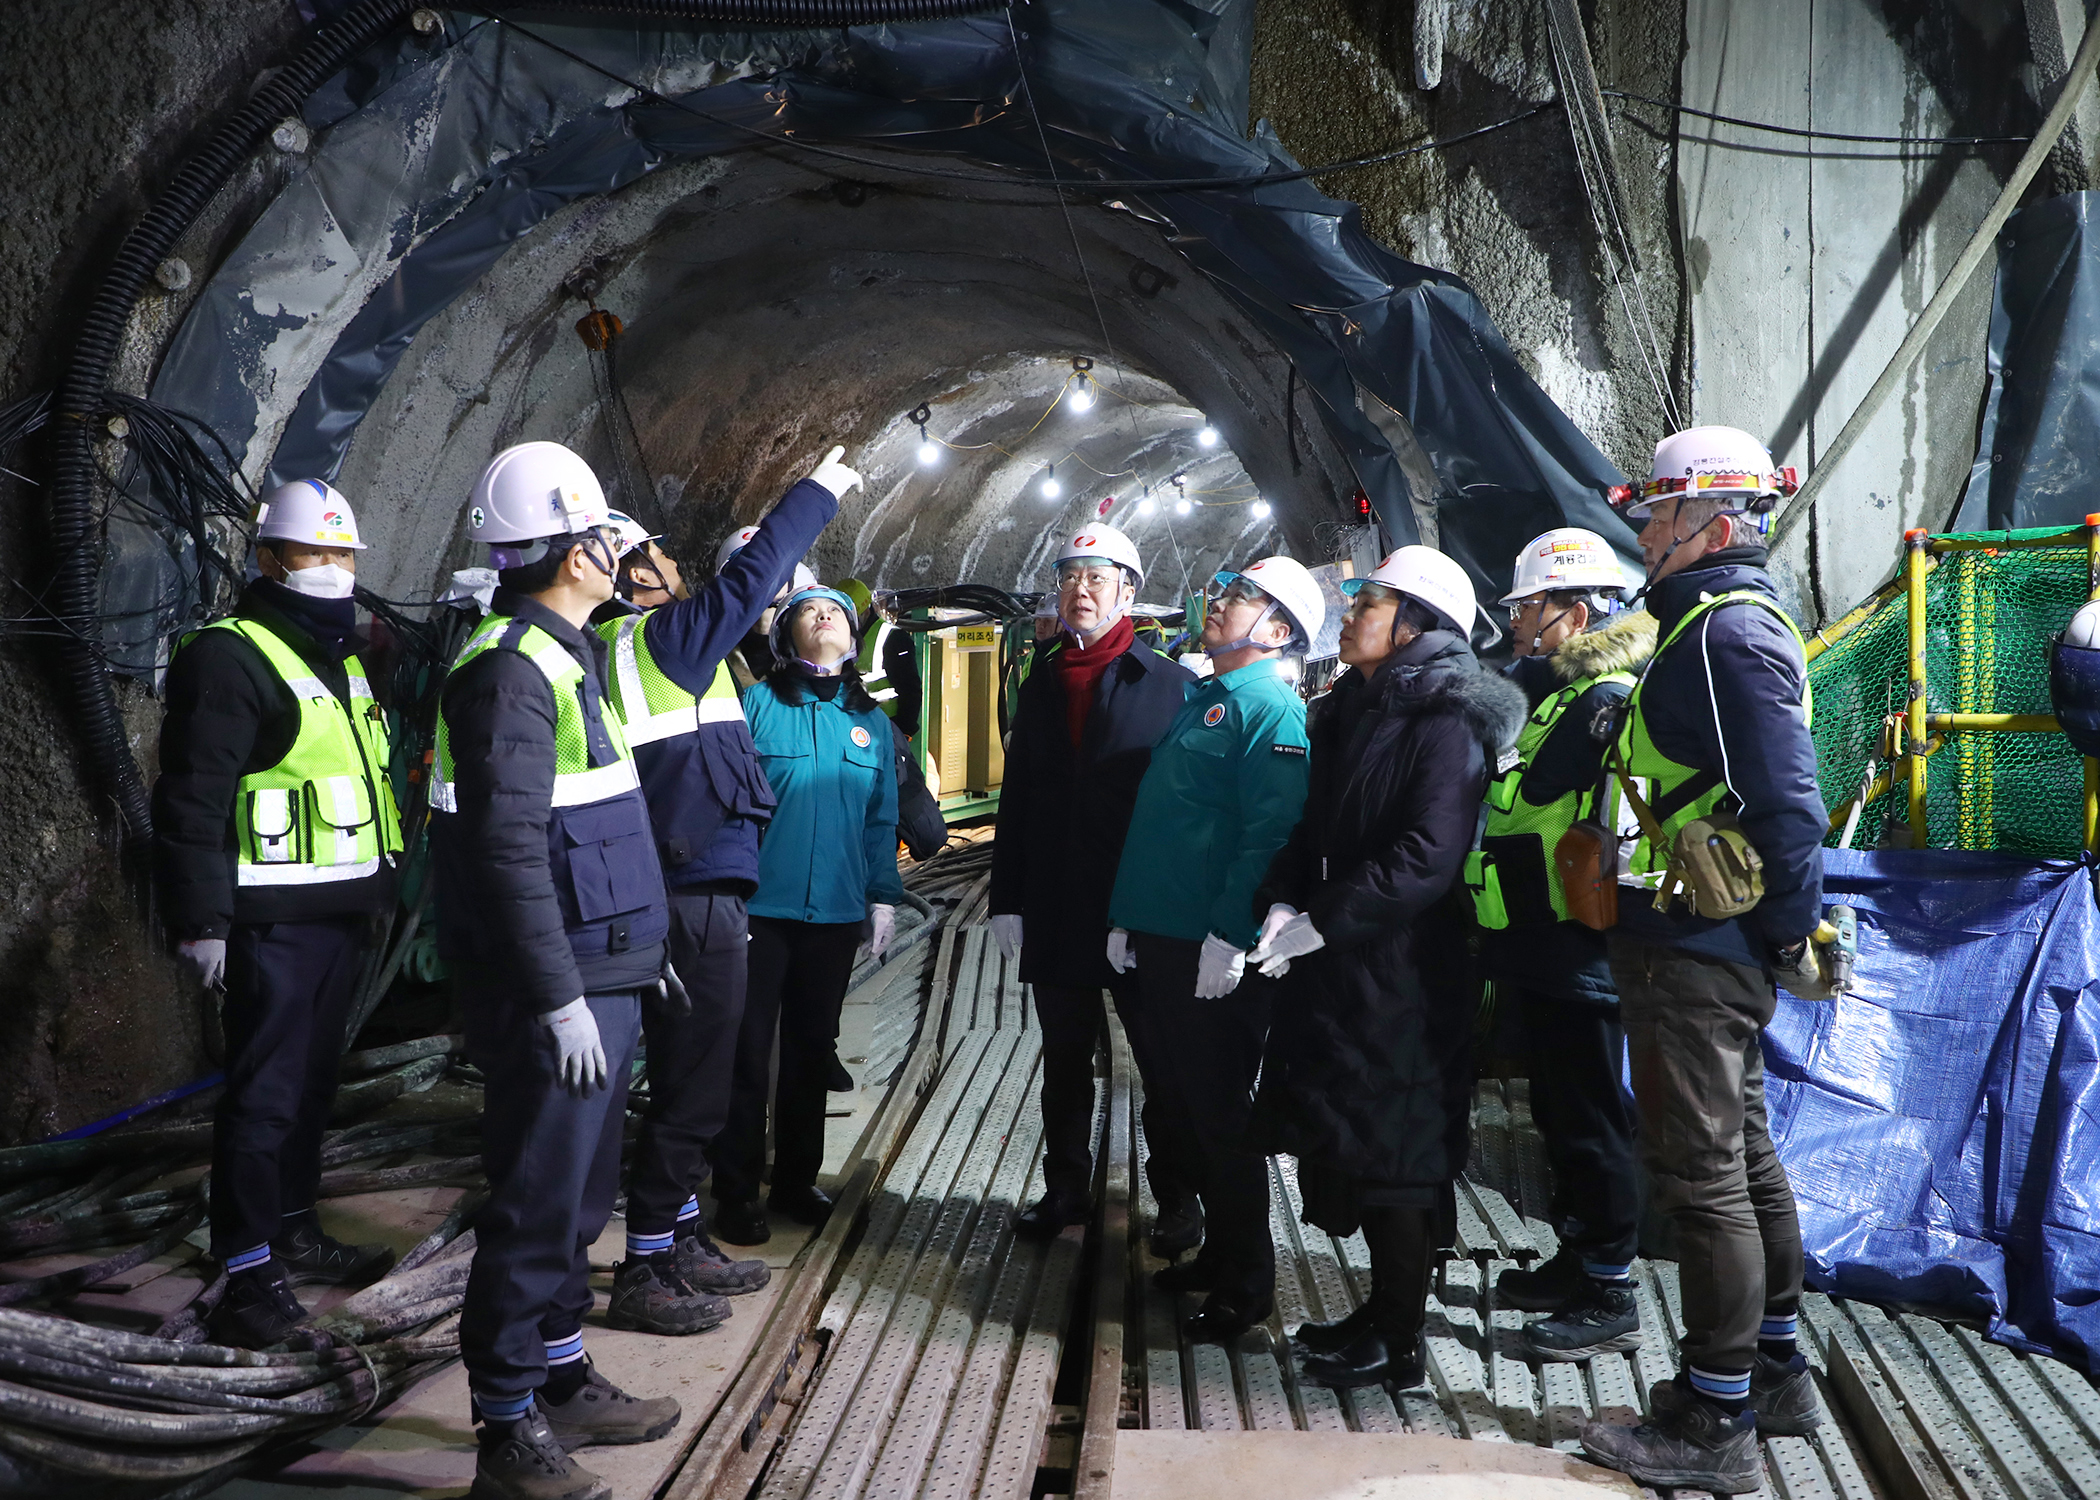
top-left (881, 583), bottom-right (1034, 627)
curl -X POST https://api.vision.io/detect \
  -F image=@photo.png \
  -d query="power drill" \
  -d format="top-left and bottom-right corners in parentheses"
top-left (1809, 904), bottom-right (1859, 995)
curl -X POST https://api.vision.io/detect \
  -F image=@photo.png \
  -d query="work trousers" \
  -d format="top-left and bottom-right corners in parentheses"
top-left (713, 916), bottom-right (862, 1205)
top-left (1513, 987), bottom-right (1641, 1268)
top-left (1608, 936), bottom-right (1803, 1374)
top-left (627, 890), bottom-right (749, 1235)
top-left (460, 989), bottom-right (642, 1407)
top-left (1031, 975), bottom-right (1197, 1208)
top-left (209, 916), bottom-right (367, 1258)
top-left (1359, 1204), bottom-right (1439, 1344)
top-left (1127, 932), bottom-right (1274, 1304)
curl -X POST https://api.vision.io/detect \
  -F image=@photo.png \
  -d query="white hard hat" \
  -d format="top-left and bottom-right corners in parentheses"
top-left (1626, 425), bottom-right (1800, 520)
top-left (1217, 555), bottom-right (1326, 649)
top-left (606, 510), bottom-right (658, 558)
top-left (790, 562), bottom-right (816, 592)
top-left (1499, 528), bottom-right (1629, 605)
top-left (1055, 524), bottom-right (1144, 587)
top-left (469, 442), bottom-right (612, 559)
top-left (715, 525), bottom-right (762, 575)
top-left (1343, 545), bottom-right (1477, 636)
top-left (257, 479), bottom-right (366, 550)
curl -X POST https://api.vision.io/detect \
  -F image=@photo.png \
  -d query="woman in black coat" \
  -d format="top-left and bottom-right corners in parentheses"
top-left (1248, 548), bottom-right (1526, 1390)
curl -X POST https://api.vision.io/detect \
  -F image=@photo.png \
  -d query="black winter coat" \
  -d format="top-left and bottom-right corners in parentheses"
top-left (989, 637), bottom-right (1193, 988)
top-left (1251, 631), bottom-right (1527, 1188)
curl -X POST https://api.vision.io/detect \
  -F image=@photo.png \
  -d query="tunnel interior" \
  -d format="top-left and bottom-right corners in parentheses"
top-left (325, 146), bottom-right (1360, 612)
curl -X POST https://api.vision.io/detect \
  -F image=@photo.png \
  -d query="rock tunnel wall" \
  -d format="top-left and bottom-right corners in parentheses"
top-left (0, 0), bottom-right (2076, 1136)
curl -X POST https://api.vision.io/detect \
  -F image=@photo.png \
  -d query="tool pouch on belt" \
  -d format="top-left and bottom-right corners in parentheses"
top-left (1555, 820), bottom-right (1619, 930)
top-left (1608, 748), bottom-right (1766, 921)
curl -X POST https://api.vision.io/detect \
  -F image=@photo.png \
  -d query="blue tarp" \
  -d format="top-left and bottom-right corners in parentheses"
top-left (1766, 846), bottom-right (2100, 1371)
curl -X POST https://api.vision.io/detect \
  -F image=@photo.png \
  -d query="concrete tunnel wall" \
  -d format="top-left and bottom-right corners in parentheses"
top-left (0, 0), bottom-right (2076, 1138)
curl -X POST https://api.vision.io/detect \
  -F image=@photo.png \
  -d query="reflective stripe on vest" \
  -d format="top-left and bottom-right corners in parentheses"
top-left (430, 615), bottom-right (641, 815)
top-left (1467, 669), bottom-right (1635, 927)
top-left (599, 611), bottom-right (746, 748)
top-left (1613, 591), bottom-right (1813, 890)
top-left (193, 619), bottom-right (402, 888)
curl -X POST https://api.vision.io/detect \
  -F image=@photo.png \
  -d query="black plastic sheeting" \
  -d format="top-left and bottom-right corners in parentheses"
top-left (140, 0), bottom-right (1633, 667)
top-left (1954, 192), bottom-right (2100, 532)
top-left (1767, 846), bottom-right (2100, 1373)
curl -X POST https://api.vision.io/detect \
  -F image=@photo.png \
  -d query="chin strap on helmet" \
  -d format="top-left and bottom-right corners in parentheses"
top-left (1213, 599), bottom-right (1286, 655)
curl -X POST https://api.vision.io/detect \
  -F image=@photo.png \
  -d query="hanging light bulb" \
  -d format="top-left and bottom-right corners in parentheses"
top-left (911, 404), bottom-right (938, 468)
top-left (1175, 497), bottom-right (1193, 517)
top-left (1067, 356), bottom-right (1096, 413)
top-left (1197, 424), bottom-right (1219, 448)
top-left (1251, 498), bottom-right (1271, 519)
top-left (1040, 465), bottom-right (1062, 500)
top-left (1138, 496), bottom-right (1157, 516)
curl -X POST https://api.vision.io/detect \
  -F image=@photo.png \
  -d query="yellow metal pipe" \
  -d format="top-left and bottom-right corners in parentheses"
top-left (1905, 529), bottom-right (1930, 847)
top-left (1805, 575), bottom-right (1905, 665)
top-left (2086, 515), bottom-right (2099, 854)
top-left (1926, 527), bottom-right (2089, 553)
top-left (1924, 713), bottom-right (2062, 733)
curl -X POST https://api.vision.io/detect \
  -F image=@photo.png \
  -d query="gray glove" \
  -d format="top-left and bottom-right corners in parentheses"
top-left (539, 998), bottom-right (608, 1094)
top-left (656, 961), bottom-right (691, 1017)
top-left (177, 938), bottom-right (227, 991)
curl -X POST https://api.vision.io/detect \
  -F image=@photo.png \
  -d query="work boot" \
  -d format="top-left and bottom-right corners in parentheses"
top-left (1650, 1354), bottom-right (1822, 1436)
top-left (1580, 1399), bottom-right (1763, 1495)
top-left (1301, 1328), bottom-right (1428, 1391)
top-left (274, 1219), bottom-right (395, 1289)
top-left (1148, 1197), bottom-right (1204, 1259)
top-left (712, 1199), bottom-right (771, 1246)
top-left (768, 1183), bottom-right (834, 1227)
top-left (1014, 1190), bottom-right (1091, 1241)
top-left (606, 1255), bottom-right (731, 1336)
top-left (1291, 1302), bottom-right (1374, 1356)
top-left (1184, 1289), bottom-right (1272, 1345)
top-left (539, 1360), bottom-right (682, 1449)
top-left (675, 1228), bottom-right (770, 1295)
top-left (1495, 1246), bottom-right (1585, 1312)
top-left (827, 1055), bottom-right (855, 1093)
top-left (209, 1261), bottom-right (309, 1349)
top-left (1523, 1279), bottom-right (1643, 1361)
top-left (473, 1405), bottom-right (609, 1500)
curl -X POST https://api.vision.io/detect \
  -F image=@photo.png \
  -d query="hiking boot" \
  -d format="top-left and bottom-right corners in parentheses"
top-left (1580, 1398), bottom-right (1763, 1494)
top-left (274, 1221), bottom-right (396, 1288)
top-left (208, 1262), bottom-right (308, 1349)
top-left (1495, 1246), bottom-right (1585, 1312)
top-left (1651, 1354), bottom-right (1822, 1436)
top-left (675, 1229), bottom-right (769, 1295)
top-left (1523, 1279), bottom-right (1643, 1361)
top-left (1291, 1302), bottom-right (1374, 1356)
top-left (1300, 1328), bottom-right (1429, 1391)
top-left (606, 1255), bottom-right (731, 1336)
top-left (473, 1406), bottom-right (609, 1500)
top-left (539, 1360), bottom-right (682, 1449)
top-left (1015, 1190), bottom-right (1091, 1241)
top-left (1149, 1197), bottom-right (1204, 1259)
top-left (713, 1198), bottom-right (770, 1246)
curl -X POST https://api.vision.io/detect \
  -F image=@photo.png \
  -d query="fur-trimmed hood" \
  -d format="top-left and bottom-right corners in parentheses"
top-left (1551, 608), bottom-right (1658, 683)
top-left (1377, 630), bottom-right (1531, 754)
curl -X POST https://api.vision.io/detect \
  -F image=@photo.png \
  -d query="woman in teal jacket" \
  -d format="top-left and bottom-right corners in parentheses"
top-left (712, 587), bottom-right (904, 1246)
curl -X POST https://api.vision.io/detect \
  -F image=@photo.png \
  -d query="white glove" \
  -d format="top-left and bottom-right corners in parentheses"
top-left (656, 960), bottom-right (691, 1016)
top-left (809, 445), bottom-right (863, 499)
top-left (1195, 933), bottom-right (1247, 998)
top-left (1106, 928), bottom-right (1136, 974)
top-left (990, 913), bottom-right (1024, 962)
top-left (177, 938), bottom-right (227, 990)
top-left (1255, 904), bottom-right (1297, 952)
top-left (539, 998), bottom-right (608, 1095)
top-left (868, 903), bottom-right (897, 960)
top-left (1253, 911), bottom-right (1325, 979)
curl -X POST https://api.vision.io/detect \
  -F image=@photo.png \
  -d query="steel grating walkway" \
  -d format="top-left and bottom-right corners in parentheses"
top-left (684, 907), bottom-right (2100, 1500)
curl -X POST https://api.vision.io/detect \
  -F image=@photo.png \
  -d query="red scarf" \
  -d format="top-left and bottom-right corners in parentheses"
top-left (1055, 615), bottom-right (1134, 748)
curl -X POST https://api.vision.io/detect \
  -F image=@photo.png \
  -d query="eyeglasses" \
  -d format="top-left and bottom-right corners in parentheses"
top-left (1207, 578), bottom-right (1269, 609)
top-left (1057, 564), bottom-right (1124, 594)
top-left (1341, 582), bottom-right (1399, 620)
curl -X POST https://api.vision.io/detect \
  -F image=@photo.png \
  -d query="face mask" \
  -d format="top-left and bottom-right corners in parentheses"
top-left (280, 562), bottom-right (356, 600)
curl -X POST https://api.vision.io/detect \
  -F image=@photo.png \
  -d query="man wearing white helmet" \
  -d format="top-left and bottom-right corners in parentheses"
top-left (1576, 427), bottom-right (1835, 1494)
top-left (153, 478), bottom-right (401, 1348)
top-left (1105, 554), bottom-right (1321, 1343)
top-left (987, 526), bottom-right (1198, 1246)
top-left (1245, 544), bottom-right (1526, 1390)
top-left (430, 442), bottom-right (687, 1499)
top-left (581, 452), bottom-right (854, 1339)
top-left (1466, 530), bottom-right (1657, 1363)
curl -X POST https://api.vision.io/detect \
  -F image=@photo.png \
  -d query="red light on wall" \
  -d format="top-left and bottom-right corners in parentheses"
top-left (1352, 487), bottom-right (1372, 520)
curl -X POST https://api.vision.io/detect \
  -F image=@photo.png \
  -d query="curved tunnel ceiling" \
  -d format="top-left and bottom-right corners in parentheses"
top-left (333, 147), bottom-right (1357, 609)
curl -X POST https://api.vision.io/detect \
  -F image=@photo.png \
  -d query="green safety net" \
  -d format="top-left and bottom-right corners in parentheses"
top-left (1807, 527), bottom-right (2090, 855)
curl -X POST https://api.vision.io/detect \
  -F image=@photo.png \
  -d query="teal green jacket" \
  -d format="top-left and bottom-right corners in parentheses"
top-left (1108, 656), bottom-right (1310, 949)
top-left (744, 678), bottom-right (907, 924)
